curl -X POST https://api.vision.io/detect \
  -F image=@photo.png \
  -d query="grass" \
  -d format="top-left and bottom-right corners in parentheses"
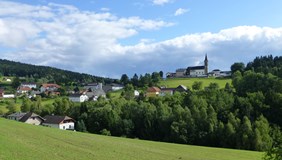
top-left (160, 77), bottom-right (232, 89)
top-left (0, 118), bottom-right (263, 160)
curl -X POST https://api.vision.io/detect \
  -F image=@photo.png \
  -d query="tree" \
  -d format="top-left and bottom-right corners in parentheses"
top-left (159, 71), bottom-right (164, 78)
top-left (264, 126), bottom-right (282, 160)
top-left (131, 73), bottom-right (139, 87)
top-left (192, 81), bottom-right (203, 90)
top-left (121, 84), bottom-right (135, 100)
top-left (120, 74), bottom-right (129, 85)
top-left (231, 62), bottom-right (245, 74)
top-left (11, 77), bottom-right (20, 89)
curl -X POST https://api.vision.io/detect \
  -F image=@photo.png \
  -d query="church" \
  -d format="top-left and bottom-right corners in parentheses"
top-left (166, 54), bottom-right (209, 78)
top-left (186, 54), bottom-right (208, 77)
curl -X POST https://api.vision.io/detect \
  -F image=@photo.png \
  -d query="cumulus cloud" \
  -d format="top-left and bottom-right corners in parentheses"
top-left (152, 0), bottom-right (173, 5)
top-left (174, 8), bottom-right (189, 16)
top-left (1, 1), bottom-right (282, 78)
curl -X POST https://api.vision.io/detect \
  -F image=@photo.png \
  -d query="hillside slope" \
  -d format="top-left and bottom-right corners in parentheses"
top-left (160, 78), bottom-right (232, 89)
top-left (0, 59), bottom-right (115, 84)
top-left (0, 118), bottom-right (262, 160)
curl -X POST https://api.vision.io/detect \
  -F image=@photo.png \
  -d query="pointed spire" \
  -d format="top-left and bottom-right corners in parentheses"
top-left (205, 53), bottom-right (208, 61)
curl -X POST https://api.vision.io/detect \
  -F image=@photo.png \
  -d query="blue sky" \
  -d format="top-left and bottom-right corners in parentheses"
top-left (0, 0), bottom-right (282, 78)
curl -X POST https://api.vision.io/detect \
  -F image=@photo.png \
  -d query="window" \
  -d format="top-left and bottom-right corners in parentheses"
top-left (63, 126), bottom-right (65, 129)
top-left (69, 125), bottom-right (71, 129)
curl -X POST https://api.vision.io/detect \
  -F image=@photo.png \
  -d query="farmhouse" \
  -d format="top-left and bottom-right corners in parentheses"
top-left (7, 112), bottom-right (27, 121)
top-left (160, 85), bottom-right (188, 96)
top-left (43, 115), bottom-right (75, 130)
top-left (146, 87), bottom-right (161, 97)
top-left (69, 93), bottom-right (89, 102)
top-left (19, 112), bottom-right (45, 125)
top-left (21, 82), bottom-right (37, 89)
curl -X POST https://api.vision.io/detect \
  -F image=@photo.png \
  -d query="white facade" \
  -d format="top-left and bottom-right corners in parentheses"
top-left (25, 117), bottom-right (43, 125)
top-left (43, 122), bottom-right (75, 130)
top-left (189, 69), bottom-right (205, 76)
top-left (134, 90), bottom-right (140, 97)
top-left (21, 83), bottom-right (37, 89)
top-left (3, 94), bottom-right (15, 98)
top-left (112, 86), bottom-right (124, 91)
top-left (69, 95), bottom-right (88, 102)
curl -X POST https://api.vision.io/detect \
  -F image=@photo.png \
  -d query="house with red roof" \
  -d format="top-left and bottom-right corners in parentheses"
top-left (146, 87), bottom-right (161, 97)
top-left (40, 83), bottom-right (61, 93)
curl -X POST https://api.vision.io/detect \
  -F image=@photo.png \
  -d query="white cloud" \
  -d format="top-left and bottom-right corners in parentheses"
top-left (152, 0), bottom-right (173, 5)
top-left (1, 1), bottom-right (282, 78)
top-left (101, 8), bottom-right (110, 12)
top-left (174, 8), bottom-right (189, 16)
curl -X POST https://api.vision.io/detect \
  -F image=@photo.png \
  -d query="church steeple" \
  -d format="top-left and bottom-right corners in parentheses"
top-left (204, 54), bottom-right (208, 75)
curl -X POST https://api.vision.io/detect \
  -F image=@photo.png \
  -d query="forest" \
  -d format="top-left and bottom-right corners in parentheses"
top-left (3, 55), bottom-right (282, 158)
top-left (0, 59), bottom-right (115, 85)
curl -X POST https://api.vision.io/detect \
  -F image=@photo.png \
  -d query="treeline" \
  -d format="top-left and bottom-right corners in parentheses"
top-left (0, 59), bottom-right (115, 85)
top-left (120, 71), bottom-right (163, 88)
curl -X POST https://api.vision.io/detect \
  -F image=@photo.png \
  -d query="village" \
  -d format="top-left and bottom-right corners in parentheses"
top-left (0, 54), bottom-right (232, 131)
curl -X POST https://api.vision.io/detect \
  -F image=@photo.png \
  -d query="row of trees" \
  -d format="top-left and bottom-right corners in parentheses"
top-left (120, 71), bottom-right (163, 88)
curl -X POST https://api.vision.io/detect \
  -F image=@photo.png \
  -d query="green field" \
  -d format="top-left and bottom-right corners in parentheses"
top-left (0, 118), bottom-right (262, 160)
top-left (160, 78), bottom-right (232, 89)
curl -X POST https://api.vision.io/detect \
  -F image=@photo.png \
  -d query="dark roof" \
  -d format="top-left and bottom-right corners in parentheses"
top-left (161, 88), bottom-right (175, 91)
top-left (213, 69), bottom-right (220, 72)
top-left (43, 115), bottom-right (75, 124)
top-left (187, 66), bottom-right (205, 70)
top-left (176, 85), bottom-right (187, 91)
top-left (19, 112), bottom-right (45, 122)
top-left (176, 68), bottom-right (186, 72)
top-left (69, 93), bottom-right (84, 97)
top-left (7, 112), bottom-right (26, 118)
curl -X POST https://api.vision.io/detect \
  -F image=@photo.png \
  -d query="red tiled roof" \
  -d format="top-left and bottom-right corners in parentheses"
top-left (42, 84), bottom-right (61, 88)
top-left (18, 86), bottom-right (32, 91)
top-left (147, 87), bottom-right (161, 92)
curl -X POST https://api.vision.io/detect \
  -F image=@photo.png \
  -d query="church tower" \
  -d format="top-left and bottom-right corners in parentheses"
top-left (204, 54), bottom-right (208, 75)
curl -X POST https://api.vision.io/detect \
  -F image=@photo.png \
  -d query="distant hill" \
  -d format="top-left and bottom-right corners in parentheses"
top-left (0, 118), bottom-right (262, 160)
top-left (0, 59), bottom-right (116, 84)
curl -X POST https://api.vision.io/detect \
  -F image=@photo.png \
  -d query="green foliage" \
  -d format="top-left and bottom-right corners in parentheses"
top-left (0, 59), bottom-right (115, 84)
top-left (192, 81), bottom-right (203, 90)
top-left (231, 62), bottom-right (245, 74)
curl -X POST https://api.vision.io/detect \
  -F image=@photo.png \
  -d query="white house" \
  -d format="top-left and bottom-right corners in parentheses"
top-left (42, 115), bottom-right (75, 130)
top-left (111, 83), bottom-right (124, 91)
top-left (134, 90), bottom-right (140, 97)
top-left (3, 94), bottom-right (15, 98)
top-left (21, 82), bottom-right (37, 89)
top-left (69, 94), bottom-right (89, 102)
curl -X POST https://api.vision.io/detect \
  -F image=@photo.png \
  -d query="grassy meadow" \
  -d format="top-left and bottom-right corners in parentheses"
top-left (160, 77), bottom-right (232, 89)
top-left (0, 118), bottom-right (262, 160)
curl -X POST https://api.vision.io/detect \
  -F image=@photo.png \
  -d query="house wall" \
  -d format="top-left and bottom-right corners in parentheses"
top-left (176, 72), bottom-right (184, 77)
top-left (42, 123), bottom-right (60, 128)
top-left (112, 86), bottom-right (123, 91)
top-left (189, 69), bottom-right (205, 76)
top-left (59, 122), bottom-right (75, 130)
top-left (3, 94), bottom-right (15, 98)
top-left (25, 117), bottom-right (43, 125)
top-left (146, 92), bottom-right (159, 97)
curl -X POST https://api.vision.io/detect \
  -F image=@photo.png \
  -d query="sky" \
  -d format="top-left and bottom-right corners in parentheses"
top-left (0, 0), bottom-right (282, 78)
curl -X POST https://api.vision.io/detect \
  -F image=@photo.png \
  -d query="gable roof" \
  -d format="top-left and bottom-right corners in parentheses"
top-left (43, 115), bottom-right (75, 124)
top-left (176, 68), bottom-right (186, 72)
top-left (7, 112), bottom-right (27, 118)
top-left (69, 93), bottom-right (86, 98)
top-left (176, 85), bottom-right (187, 91)
top-left (187, 66), bottom-right (205, 70)
top-left (17, 86), bottom-right (32, 91)
top-left (42, 84), bottom-right (61, 88)
top-left (19, 112), bottom-right (45, 122)
top-left (147, 87), bottom-right (161, 92)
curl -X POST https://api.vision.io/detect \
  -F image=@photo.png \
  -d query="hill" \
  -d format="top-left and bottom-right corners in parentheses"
top-left (159, 77), bottom-right (232, 89)
top-left (0, 118), bottom-right (262, 160)
top-left (0, 59), bottom-right (115, 84)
